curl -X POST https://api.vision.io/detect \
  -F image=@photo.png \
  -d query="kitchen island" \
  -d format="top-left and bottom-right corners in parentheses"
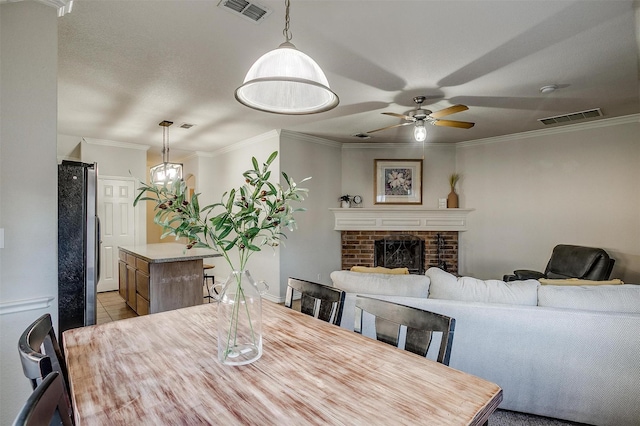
top-left (118, 243), bottom-right (220, 315)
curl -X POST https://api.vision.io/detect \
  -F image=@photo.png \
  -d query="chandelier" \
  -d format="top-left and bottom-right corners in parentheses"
top-left (149, 120), bottom-right (183, 184)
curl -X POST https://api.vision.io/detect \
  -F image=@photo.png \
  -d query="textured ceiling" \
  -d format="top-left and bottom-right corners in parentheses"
top-left (57, 0), bottom-right (640, 162)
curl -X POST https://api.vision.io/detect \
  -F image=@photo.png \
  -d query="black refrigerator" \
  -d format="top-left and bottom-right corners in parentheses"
top-left (58, 161), bottom-right (100, 336)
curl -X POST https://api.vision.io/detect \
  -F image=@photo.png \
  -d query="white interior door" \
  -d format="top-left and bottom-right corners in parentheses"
top-left (98, 178), bottom-right (135, 292)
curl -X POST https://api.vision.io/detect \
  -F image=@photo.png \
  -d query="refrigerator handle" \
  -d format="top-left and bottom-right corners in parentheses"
top-left (96, 216), bottom-right (101, 283)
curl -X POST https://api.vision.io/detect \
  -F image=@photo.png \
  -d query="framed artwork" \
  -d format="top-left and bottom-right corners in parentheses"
top-left (374, 159), bottom-right (423, 205)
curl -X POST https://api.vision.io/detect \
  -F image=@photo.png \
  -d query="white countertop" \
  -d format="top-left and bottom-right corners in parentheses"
top-left (119, 243), bottom-right (221, 263)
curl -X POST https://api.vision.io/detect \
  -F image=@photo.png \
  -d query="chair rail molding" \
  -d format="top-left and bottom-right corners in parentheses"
top-left (0, 296), bottom-right (55, 316)
top-left (330, 208), bottom-right (473, 231)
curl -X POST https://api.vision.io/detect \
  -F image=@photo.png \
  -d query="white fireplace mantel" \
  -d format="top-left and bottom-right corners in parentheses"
top-left (330, 208), bottom-right (474, 231)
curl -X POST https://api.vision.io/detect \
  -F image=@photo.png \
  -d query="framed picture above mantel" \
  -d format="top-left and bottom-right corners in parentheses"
top-left (374, 159), bottom-right (423, 205)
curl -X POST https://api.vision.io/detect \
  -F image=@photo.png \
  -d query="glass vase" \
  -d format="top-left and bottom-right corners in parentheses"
top-left (215, 270), bottom-right (267, 366)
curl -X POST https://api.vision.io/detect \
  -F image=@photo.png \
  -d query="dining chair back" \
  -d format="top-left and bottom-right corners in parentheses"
top-left (355, 296), bottom-right (455, 365)
top-left (12, 371), bottom-right (72, 426)
top-left (18, 314), bottom-right (74, 425)
top-left (285, 278), bottom-right (345, 325)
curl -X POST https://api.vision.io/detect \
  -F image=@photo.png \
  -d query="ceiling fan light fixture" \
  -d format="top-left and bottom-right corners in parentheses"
top-left (234, 0), bottom-right (338, 114)
top-left (414, 120), bottom-right (427, 142)
top-left (150, 121), bottom-right (183, 185)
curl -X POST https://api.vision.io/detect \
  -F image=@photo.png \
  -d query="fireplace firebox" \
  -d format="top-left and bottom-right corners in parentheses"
top-left (374, 235), bottom-right (425, 274)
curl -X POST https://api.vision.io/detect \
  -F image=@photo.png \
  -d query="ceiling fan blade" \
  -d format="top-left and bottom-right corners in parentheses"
top-left (429, 104), bottom-right (469, 119)
top-left (382, 112), bottom-right (414, 121)
top-left (367, 122), bottom-right (413, 134)
top-left (432, 119), bottom-right (475, 129)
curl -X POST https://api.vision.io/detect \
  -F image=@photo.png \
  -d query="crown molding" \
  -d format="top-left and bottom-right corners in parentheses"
top-left (3, 0), bottom-right (74, 16)
top-left (341, 141), bottom-right (455, 150)
top-left (82, 137), bottom-right (150, 151)
top-left (280, 130), bottom-right (343, 148)
top-left (206, 129), bottom-right (281, 158)
top-left (455, 114), bottom-right (639, 148)
top-left (34, 0), bottom-right (68, 7)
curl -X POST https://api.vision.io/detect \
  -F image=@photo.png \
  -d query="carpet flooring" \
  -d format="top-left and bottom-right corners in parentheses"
top-left (490, 409), bottom-right (589, 425)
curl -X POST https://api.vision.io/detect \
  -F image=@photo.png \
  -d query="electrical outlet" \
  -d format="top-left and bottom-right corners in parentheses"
top-left (0, 228), bottom-right (4, 249)
top-left (317, 273), bottom-right (321, 281)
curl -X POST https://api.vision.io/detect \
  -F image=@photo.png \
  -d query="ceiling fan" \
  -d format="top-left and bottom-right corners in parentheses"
top-left (367, 96), bottom-right (475, 141)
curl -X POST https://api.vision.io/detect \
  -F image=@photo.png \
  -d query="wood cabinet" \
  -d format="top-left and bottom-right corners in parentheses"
top-left (118, 245), bottom-right (218, 316)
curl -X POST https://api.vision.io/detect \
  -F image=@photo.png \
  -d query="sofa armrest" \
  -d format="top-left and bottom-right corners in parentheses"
top-left (513, 269), bottom-right (545, 280)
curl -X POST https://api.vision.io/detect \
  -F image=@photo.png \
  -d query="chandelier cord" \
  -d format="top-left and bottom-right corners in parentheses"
top-left (282, 0), bottom-right (292, 42)
top-left (162, 125), bottom-right (169, 163)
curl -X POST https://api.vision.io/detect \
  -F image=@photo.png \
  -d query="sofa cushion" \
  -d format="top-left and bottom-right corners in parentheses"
top-left (426, 267), bottom-right (539, 306)
top-left (538, 285), bottom-right (640, 313)
top-left (329, 271), bottom-right (430, 297)
top-left (539, 278), bottom-right (624, 286)
top-left (350, 266), bottom-right (409, 275)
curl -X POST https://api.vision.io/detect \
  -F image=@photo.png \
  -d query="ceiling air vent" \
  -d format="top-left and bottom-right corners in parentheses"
top-left (538, 108), bottom-right (603, 125)
top-left (352, 133), bottom-right (372, 140)
top-left (218, 0), bottom-right (272, 24)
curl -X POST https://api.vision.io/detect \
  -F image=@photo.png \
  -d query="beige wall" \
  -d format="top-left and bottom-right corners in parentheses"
top-left (457, 117), bottom-right (640, 282)
top-left (0, 3), bottom-right (59, 423)
top-left (279, 131), bottom-right (343, 290)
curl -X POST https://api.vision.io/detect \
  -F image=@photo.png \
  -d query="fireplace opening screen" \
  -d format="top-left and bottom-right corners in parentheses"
top-left (374, 236), bottom-right (425, 274)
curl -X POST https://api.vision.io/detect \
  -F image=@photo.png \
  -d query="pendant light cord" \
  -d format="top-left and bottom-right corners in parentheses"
top-left (162, 125), bottom-right (169, 164)
top-left (282, 0), bottom-right (292, 42)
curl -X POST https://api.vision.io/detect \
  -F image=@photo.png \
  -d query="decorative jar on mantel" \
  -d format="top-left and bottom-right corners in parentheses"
top-left (447, 190), bottom-right (459, 208)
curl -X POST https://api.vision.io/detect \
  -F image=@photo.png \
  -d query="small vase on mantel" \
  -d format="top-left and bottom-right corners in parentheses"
top-left (447, 173), bottom-right (461, 208)
top-left (447, 190), bottom-right (459, 208)
top-left (447, 189), bottom-right (458, 209)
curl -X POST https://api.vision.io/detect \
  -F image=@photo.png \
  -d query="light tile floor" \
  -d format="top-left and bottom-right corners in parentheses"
top-left (96, 291), bottom-right (138, 324)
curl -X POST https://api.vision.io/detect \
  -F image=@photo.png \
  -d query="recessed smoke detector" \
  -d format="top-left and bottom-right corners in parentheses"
top-left (179, 123), bottom-right (196, 129)
top-left (352, 133), bottom-right (372, 139)
top-left (538, 108), bottom-right (603, 125)
top-left (218, 0), bottom-right (272, 23)
top-left (539, 84), bottom-right (559, 94)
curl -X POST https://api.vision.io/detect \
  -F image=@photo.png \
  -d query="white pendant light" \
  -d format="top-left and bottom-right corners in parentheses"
top-left (235, 0), bottom-right (339, 115)
top-left (150, 121), bottom-right (183, 184)
top-left (414, 120), bottom-right (427, 142)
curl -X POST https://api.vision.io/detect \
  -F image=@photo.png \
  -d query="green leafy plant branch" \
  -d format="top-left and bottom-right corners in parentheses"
top-left (133, 151), bottom-right (310, 272)
top-left (134, 151), bottom-right (308, 363)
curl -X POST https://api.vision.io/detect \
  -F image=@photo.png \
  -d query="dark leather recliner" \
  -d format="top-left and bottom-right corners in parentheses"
top-left (503, 244), bottom-right (615, 282)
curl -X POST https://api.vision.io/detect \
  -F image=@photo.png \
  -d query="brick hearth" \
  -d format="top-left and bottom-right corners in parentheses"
top-left (340, 230), bottom-right (458, 274)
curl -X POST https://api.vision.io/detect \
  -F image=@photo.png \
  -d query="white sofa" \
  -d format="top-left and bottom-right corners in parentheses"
top-left (329, 268), bottom-right (640, 426)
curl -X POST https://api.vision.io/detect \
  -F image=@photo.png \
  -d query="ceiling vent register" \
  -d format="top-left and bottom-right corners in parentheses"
top-left (538, 108), bottom-right (603, 125)
top-left (218, 0), bottom-right (272, 23)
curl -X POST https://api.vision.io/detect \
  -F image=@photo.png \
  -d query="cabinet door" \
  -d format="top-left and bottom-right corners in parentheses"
top-left (136, 270), bottom-right (150, 300)
top-left (118, 261), bottom-right (127, 300)
top-left (126, 265), bottom-right (137, 311)
top-left (136, 294), bottom-right (149, 316)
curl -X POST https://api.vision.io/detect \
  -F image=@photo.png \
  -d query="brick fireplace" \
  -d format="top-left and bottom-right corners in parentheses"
top-left (341, 231), bottom-right (458, 273)
top-left (331, 207), bottom-right (472, 275)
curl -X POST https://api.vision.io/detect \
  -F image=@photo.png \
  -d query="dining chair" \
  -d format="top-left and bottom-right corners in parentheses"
top-left (285, 278), bottom-right (345, 325)
top-left (17, 313), bottom-right (74, 425)
top-left (354, 296), bottom-right (455, 365)
top-left (12, 371), bottom-right (72, 426)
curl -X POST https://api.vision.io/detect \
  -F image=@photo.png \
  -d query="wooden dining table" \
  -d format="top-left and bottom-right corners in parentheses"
top-left (63, 300), bottom-right (502, 425)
